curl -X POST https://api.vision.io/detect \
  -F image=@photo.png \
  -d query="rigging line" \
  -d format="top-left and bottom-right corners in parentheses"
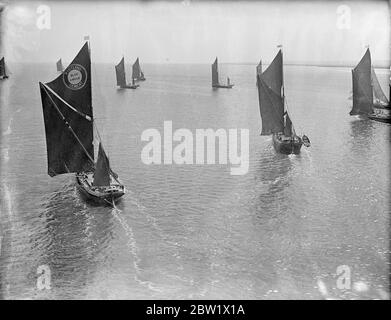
top-left (41, 83), bottom-right (94, 164)
top-left (41, 83), bottom-right (92, 121)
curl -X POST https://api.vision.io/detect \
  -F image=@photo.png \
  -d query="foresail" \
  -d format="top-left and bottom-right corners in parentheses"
top-left (40, 42), bottom-right (94, 176)
top-left (212, 58), bottom-right (219, 86)
top-left (93, 143), bottom-right (111, 186)
top-left (115, 57), bottom-right (127, 87)
top-left (257, 75), bottom-right (284, 135)
top-left (371, 67), bottom-right (389, 104)
top-left (256, 60), bottom-right (262, 77)
top-left (284, 113), bottom-right (293, 136)
top-left (350, 49), bottom-right (373, 115)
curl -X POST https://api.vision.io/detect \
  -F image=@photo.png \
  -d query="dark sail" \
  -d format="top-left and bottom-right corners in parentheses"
top-left (0, 57), bottom-right (7, 77)
top-left (93, 143), bottom-right (111, 186)
top-left (256, 59), bottom-right (262, 77)
top-left (56, 59), bottom-right (64, 72)
top-left (284, 113), bottom-right (293, 136)
top-left (257, 50), bottom-right (285, 135)
top-left (350, 48), bottom-right (373, 115)
top-left (40, 42), bottom-right (94, 177)
top-left (262, 50), bottom-right (283, 96)
top-left (371, 67), bottom-right (389, 105)
top-left (257, 75), bottom-right (284, 135)
top-left (115, 57), bottom-right (127, 87)
top-left (212, 57), bottom-right (219, 86)
top-left (132, 57), bottom-right (142, 80)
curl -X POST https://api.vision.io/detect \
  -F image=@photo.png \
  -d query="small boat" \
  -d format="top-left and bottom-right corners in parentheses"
top-left (39, 41), bottom-right (125, 205)
top-left (211, 57), bottom-right (234, 89)
top-left (257, 49), bottom-right (309, 155)
top-left (56, 58), bottom-right (64, 73)
top-left (115, 57), bottom-right (139, 89)
top-left (368, 108), bottom-right (391, 123)
top-left (132, 57), bottom-right (146, 82)
top-left (0, 57), bottom-right (9, 79)
top-left (350, 48), bottom-right (390, 118)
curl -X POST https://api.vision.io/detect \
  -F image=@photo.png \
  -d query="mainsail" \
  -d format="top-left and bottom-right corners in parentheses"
top-left (257, 50), bottom-right (285, 135)
top-left (56, 59), bottom-right (64, 72)
top-left (0, 57), bottom-right (7, 77)
top-left (371, 67), bottom-right (389, 105)
top-left (115, 57), bottom-right (127, 87)
top-left (132, 57), bottom-right (143, 80)
top-left (93, 142), bottom-right (111, 186)
top-left (350, 48), bottom-right (373, 115)
top-left (39, 42), bottom-right (94, 176)
top-left (212, 57), bottom-right (219, 86)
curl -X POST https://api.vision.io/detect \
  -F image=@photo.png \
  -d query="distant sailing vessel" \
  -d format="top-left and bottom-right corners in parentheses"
top-left (211, 57), bottom-right (234, 89)
top-left (115, 57), bottom-right (139, 89)
top-left (0, 57), bottom-right (9, 79)
top-left (257, 49), bottom-right (310, 154)
top-left (256, 59), bottom-right (262, 86)
top-left (56, 58), bottom-right (64, 73)
top-left (350, 48), bottom-right (390, 123)
top-left (132, 57), bottom-right (146, 81)
top-left (39, 42), bottom-right (125, 205)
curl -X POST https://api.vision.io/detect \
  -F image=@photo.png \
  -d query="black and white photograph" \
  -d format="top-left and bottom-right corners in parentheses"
top-left (0, 0), bottom-right (389, 303)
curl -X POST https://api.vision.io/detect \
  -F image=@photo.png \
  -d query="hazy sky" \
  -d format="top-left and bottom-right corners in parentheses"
top-left (1, 0), bottom-right (390, 65)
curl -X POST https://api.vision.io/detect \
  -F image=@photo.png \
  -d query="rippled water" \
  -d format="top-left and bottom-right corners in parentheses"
top-left (0, 63), bottom-right (389, 299)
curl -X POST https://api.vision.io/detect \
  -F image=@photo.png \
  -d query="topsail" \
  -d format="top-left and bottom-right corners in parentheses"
top-left (350, 48), bottom-right (373, 115)
top-left (39, 42), bottom-right (94, 176)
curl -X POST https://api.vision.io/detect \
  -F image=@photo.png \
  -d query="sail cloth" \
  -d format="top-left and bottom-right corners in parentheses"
top-left (256, 60), bottom-right (262, 77)
top-left (132, 57), bottom-right (143, 80)
top-left (262, 50), bottom-right (283, 96)
top-left (115, 57), bottom-right (127, 87)
top-left (93, 143), bottom-right (111, 186)
top-left (371, 67), bottom-right (389, 105)
top-left (257, 75), bottom-right (285, 135)
top-left (284, 113), bottom-right (293, 136)
top-left (257, 50), bottom-right (285, 135)
top-left (350, 48), bottom-right (373, 115)
top-left (40, 42), bottom-right (94, 176)
top-left (0, 57), bottom-right (7, 77)
top-left (56, 59), bottom-right (64, 72)
top-left (212, 58), bottom-right (219, 86)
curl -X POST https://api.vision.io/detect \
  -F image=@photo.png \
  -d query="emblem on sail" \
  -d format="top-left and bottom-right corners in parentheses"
top-left (63, 64), bottom-right (88, 90)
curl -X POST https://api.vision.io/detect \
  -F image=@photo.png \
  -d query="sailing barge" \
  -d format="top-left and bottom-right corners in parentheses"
top-left (39, 42), bottom-right (125, 205)
top-left (116, 57), bottom-right (139, 89)
top-left (132, 57), bottom-right (146, 81)
top-left (257, 49), bottom-right (310, 155)
top-left (0, 57), bottom-right (9, 79)
top-left (350, 48), bottom-right (390, 123)
top-left (212, 57), bottom-right (234, 89)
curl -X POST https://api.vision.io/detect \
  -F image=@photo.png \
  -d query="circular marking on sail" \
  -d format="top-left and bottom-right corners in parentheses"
top-left (63, 64), bottom-right (87, 90)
